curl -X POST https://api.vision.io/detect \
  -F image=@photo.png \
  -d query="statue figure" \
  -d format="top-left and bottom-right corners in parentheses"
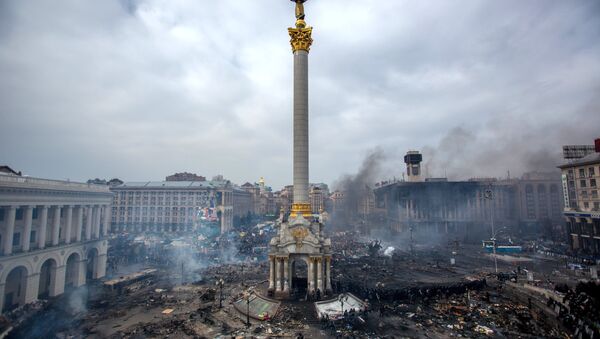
top-left (291, 0), bottom-right (306, 20)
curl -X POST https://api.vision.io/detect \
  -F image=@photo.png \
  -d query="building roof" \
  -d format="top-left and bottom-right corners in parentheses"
top-left (558, 152), bottom-right (600, 169)
top-left (114, 180), bottom-right (230, 189)
top-left (0, 165), bottom-right (21, 176)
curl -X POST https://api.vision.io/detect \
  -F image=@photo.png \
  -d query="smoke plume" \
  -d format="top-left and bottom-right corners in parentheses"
top-left (331, 148), bottom-right (386, 229)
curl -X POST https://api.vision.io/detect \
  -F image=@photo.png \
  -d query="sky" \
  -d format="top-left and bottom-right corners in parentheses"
top-left (0, 0), bottom-right (599, 189)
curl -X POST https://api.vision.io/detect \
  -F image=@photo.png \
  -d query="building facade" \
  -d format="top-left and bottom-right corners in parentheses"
top-left (0, 173), bottom-right (112, 313)
top-left (559, 139), bottom-right (600, 256)
top-left (110, 181), bottom-right (234, 235)
top-left (374, 173), bottom-right (563, 242)
top-left (232, 188), bottom-right (253, 218)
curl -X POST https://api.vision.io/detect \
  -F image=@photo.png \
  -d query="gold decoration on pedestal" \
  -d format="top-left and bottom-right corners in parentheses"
top-left (289, 0), bottom-right (312, 52)
top-left (290, 202), bottom-right (312, 217)
top-left (291, 227), bottom-right (309, 250)
top-left (289, 26), bottom-right (313, 53)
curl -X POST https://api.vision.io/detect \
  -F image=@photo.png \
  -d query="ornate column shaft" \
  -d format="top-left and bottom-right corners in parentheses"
top-left (275, 258), bottom-right (281, 291)
top-left (93, 205), bottom-right (101, 239)
top-left (64, 206), bottom-right (73, 244)
top-left (283, 257), bottom-right (289, 291)
top-left (85, 206), bottom-right (93, 240)
top-left (38, 206), bottom-right (48, 249)
top-left (289, 6), bottom-right (314, 218)
top-left (103, 205), bottom-right (111, 236)
top-left (268, 256), bottom-right (275, 290)
top-left (307, 257), bottom-right (314, 292)
top-left (317, 257), bottom-right (323, 292)
top-left (22, 206), bottom-right (33, 252)
top-left (51, 205), bottom-right (61, 246)
top-left (75, 206), bottom-right (83, 242)
top-left (3, 206), bottom-right (16, 255)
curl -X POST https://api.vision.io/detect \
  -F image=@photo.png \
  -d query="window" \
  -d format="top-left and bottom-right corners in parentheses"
top-left (0, 209), bottom-right (4, 221)
top-left (15, 209), bottom-right (23, 220)
top-left (581, 180), bottom-right (587, 188)
top-left (593, 190), bottom-right (599, 199)
top-left (12, 233), bottom-right (20, 246)
top-left (32, 208), bottom-right (38, 219)
top-left (590, 167), bottom-right (596, 177)
top-left (591, 179), bottom-right (597, 187)
top-left (581, 191), bottom-right (588, 198)
top-left (595, 202), bottom-right (600, 210)
top-left (584, 202), bottom-right (589, 209)
top-left (30, 230), bottom-right (36, 243)
top-left (579, 168), bottom-right (586, 177)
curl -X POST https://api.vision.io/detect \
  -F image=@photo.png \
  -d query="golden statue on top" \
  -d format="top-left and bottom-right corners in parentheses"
top-left (288, 0), bottom-right (312, 53)
top-left (291, 0), bottom-right (306, 20)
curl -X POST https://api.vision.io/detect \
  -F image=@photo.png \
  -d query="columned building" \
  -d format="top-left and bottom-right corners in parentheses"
top-left (0, 173), bottom-right (112, 313)
top-left (110, 180), bottom-right (234, 235)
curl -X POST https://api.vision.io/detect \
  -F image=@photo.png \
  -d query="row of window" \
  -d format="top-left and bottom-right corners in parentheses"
top-left (579, 178), bottom-right (598, 188)
top-left (114, 200), bottom-right (210, 207)
top-left (582, 202), bottom-right (600, 210)
top-left (114, 217), bottom-right (195, 223)
top-left (568, 166), bottom-right (598, 179)
top-left (117, 191), bottom-right (210, 197)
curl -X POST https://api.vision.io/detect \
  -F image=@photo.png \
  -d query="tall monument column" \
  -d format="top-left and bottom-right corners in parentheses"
top-left (289, 0), bottom-right (313, 218)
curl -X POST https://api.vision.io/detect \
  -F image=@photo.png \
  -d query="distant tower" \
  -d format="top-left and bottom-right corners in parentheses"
top-left (404, 151), bottom-right (423, 182)
top-left (259, 176), bottom-right (266, 192)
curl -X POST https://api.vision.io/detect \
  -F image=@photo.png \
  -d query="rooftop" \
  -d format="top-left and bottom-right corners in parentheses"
top-left (0, 173), bottom-right (111, 193)
top-left (558, 152), bottom-right (600, 169)
top-left (112, 180), bottom-right (231, 189)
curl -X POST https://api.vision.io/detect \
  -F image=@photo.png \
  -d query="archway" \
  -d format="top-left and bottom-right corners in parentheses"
top-left (86, 248), bottom-right (98, 281)
top-left (291, 258), bottom-right (308, 298)
top-left (38, 258), bottom-right (57, 299)
top-left (65, 252), bottom-right (81, 289)
top-left (3, 266), bottom-right (28, 312)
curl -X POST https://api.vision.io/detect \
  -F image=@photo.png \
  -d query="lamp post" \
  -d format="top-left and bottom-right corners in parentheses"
top-left (491, 227), bottom-right (508, 274)
top-left (215, 278), bottom-right (224, 308)
top-left (245, 289), bottom-right (254, 328)
top-left (241, 263), bottom-right (245, 287)
top-left (409, 226), bottom-right (414, 257)
top-left (338, 293), bottom-right (348, 318)
top-left (361, 264), bottom-right (370, 291)
top-left (484, 186), bottom-right (498, 273)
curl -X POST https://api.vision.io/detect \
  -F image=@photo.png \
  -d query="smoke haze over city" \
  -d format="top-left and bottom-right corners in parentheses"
top-left (1, 1), bottom-right (599, 187)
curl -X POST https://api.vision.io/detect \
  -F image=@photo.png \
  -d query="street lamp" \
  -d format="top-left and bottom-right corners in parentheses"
top-left (409, 226), bottom-right (414, 257)
top-left (484, 186), bottom-right (498, 273)
top-left (338, 293), bottom-right (349, 318)
top-left (490, 227), bottom-right (508, 274)
top-left (215, 278), bottom-right (224, 308)
top-left (245, 289), bottom-right (255, 328)
top-left (361, 264), bottom-right (370, 290)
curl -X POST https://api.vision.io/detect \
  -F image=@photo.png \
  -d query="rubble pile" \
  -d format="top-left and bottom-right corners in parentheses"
top-left (548, 281), bottom-right (600, 338)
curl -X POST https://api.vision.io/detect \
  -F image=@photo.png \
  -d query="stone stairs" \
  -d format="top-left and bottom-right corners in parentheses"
top-left (286, 301), bottom-right (320, 325)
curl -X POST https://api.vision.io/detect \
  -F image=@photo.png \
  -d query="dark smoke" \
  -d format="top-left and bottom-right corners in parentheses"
top-left (331, 148), bottom-right (385, 229)
top-left (423, 93), bottom-right (600, 180)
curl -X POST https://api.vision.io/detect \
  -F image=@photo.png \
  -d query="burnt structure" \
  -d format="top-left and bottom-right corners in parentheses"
top-left (375, 172), bottom-right (563, 241)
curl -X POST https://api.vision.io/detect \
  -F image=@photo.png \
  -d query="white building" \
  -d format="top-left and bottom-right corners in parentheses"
top-left (109, 181), bottom-right (234, 234)
top-left (0, 173), bottom-right (112, 313)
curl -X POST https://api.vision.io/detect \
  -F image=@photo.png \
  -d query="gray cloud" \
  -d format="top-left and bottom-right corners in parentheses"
top-left (0, 0), bottom-right (599, 188)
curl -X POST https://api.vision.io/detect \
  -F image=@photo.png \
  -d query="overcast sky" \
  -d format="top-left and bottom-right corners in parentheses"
top-left (1, 0), bottom-right (599, 188)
